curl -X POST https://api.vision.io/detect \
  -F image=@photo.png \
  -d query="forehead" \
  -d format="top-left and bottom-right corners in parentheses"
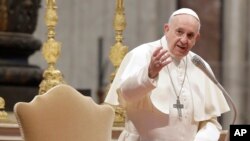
top-left (170, 14), bottom-right (200, 32)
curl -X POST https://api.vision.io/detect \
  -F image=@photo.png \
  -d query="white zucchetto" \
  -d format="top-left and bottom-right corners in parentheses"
top-left (171, 8), bottom-right (200, 21)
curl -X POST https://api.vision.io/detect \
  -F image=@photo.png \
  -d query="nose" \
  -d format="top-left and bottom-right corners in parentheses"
top-left (180, 35), bottom-right (188, 44)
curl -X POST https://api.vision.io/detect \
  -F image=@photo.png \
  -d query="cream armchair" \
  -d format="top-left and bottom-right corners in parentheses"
top-left (14, 84), bottom-right (115, 141)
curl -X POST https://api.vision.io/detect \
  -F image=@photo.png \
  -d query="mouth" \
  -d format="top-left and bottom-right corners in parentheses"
top-left (177, 45), bottom-right (186, 50)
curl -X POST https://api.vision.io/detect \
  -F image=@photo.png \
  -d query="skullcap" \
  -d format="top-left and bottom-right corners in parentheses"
top-left (171, 8), bottom-right (200, 21)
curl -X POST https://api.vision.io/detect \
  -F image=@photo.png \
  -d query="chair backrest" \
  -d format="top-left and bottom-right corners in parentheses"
top-left (14, 84), bottom-right (115, 141)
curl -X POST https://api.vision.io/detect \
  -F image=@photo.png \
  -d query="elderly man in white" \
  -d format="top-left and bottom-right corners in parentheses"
top-left (105, 8), bottom-right (230, 141)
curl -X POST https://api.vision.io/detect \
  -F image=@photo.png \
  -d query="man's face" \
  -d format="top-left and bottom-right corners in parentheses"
top-left (164, 14), bottom-right (200, 60)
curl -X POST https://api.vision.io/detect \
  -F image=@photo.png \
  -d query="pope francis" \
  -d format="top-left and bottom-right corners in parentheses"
top-left (105, 8), bottom-right (230, 141)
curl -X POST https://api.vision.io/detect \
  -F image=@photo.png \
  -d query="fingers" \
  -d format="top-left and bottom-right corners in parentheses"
top-left (161, 56), bottom-right (172, 66)
top-left (152, 47), bottom-right (163, 57)
top-left (153, 48), bottom-right (167, 61)
top-left (160, 53), bottom-right (172, 66)
top-left (152, 47), bottom-right (171, 67)
top-left (148, 47), bottom-right (172, 78)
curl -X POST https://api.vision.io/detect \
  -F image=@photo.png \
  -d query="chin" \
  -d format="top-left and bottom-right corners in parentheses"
top-left (175, 54), bottom-right (187, 60)
top-left (171, 51), bottom-right (187, 60)
top-left (179, 52), bottom-right (188, 57)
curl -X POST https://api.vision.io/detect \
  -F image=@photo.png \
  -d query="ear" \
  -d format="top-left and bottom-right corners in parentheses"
top-left (195, 33), bottom-right (201, 42)
top-left (164, 23), bottom-right (170, 33)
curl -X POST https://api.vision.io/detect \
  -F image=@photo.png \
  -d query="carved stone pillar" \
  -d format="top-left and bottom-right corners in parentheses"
top-left (222, 0), bottom-right (248, 128)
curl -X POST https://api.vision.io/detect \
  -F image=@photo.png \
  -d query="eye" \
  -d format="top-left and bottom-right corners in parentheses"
top-left (176, 30), bottom-right (183, 36)
top-left (187, 33), bottom-right (195, 39)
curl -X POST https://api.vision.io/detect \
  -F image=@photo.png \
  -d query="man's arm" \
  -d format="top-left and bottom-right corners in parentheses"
top-left (194, 117), bottom-right (222, 141)
top-left (119, 65), bottom-right (157, 103)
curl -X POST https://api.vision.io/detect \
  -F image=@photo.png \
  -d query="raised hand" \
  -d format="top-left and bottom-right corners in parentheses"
top-left (148, 47), bottom-right (172, 78)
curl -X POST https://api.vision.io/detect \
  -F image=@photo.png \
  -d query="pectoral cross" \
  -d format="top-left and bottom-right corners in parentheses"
top-left (173, 97), bottom-right (184, 118)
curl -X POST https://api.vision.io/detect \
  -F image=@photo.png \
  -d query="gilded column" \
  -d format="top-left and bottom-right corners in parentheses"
top-left (39, 0), bottom-right (65, 94)
top-left (0, 97), bottom-right (8, 121)
top-left (108, 0), bottom-right (128, 127)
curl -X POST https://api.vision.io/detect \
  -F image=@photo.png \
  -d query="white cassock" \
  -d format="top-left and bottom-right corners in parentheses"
top-left (105, 36), bottom-right (230, 141)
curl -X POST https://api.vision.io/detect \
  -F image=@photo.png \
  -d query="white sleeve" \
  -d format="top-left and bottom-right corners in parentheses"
top-left (120, 64), bottom-right (157, 103)
top-left (194, 118), bottom-right (222, 141)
